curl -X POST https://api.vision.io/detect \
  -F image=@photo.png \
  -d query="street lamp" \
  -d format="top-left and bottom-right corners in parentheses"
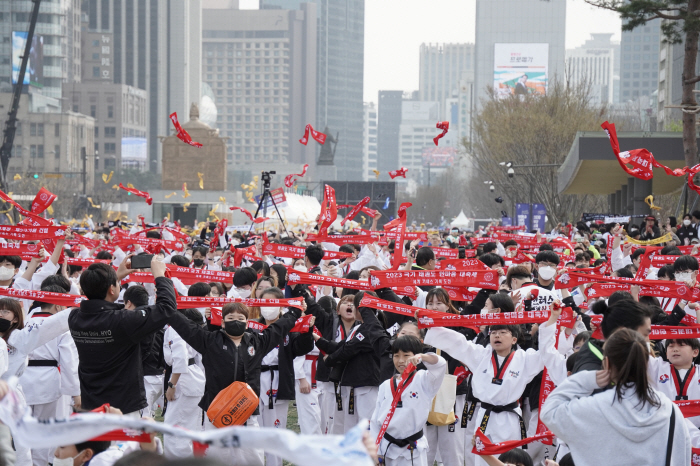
top-left (499, 161), bottom-right (559, 231)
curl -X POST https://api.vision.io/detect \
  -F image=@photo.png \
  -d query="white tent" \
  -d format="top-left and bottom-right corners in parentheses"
top-left (450, 210), bottom-right (471, 229)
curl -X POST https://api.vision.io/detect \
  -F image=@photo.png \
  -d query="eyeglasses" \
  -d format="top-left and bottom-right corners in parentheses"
top-left (0, 309), bottom-right (13, 317)
top-left (537, 262), bottom-right (556, 268)
top-left (490, 330), bottom-right (512, 337)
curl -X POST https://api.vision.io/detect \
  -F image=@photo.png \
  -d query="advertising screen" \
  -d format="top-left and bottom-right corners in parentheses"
top-left (12, 31), bottom-right (43, 87)
top-left (494, 43), bottom-right (548, 99)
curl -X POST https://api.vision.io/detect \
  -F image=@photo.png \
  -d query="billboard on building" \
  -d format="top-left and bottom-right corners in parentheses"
top-left (493, 43), bottom-right (548, 99)
top-left (121, 137), bottom-right (148, 169)
top-left (422, 146), bottom-right (456, 168)
top-left (12, 31), bottom-right (43, 87)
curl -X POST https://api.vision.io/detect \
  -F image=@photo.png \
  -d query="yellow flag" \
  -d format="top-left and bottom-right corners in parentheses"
top-left (183, 202), bottom-right (190, 212)
top-left (102, 171), bottom-right (114, 184)
top-left (182, 183), bottom-right (191, 199)
top-left (13, 174), bottom-right (21, 181)
top-left (87, 197), bottom-right (101, 208)
top-left (208, 204), bottom-right (219, 217)
top-left (372, 169), bottom-right (380, 179)
top-left (219, 196), bottom-right (226, 203)
top-left (645, 195), bottom-right (662, 211)
top-left (112, 184), bottom-right (119, 190)
top-left (127, 183), bottom-right (135, 189)
top-left (47, 205), bottom-right (54, 215)
top-left (165, 192), bottom-right (177, 199)
top-left (198, 172), bottom-right (204, 189)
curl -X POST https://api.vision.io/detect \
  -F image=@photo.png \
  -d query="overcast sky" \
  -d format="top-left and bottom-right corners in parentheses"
top-left (239, 0), bottom-right (622, 102)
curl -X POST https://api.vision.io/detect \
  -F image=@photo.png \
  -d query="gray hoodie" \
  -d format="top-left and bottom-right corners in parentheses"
top-left (540, 371), bottom-right (691, 466)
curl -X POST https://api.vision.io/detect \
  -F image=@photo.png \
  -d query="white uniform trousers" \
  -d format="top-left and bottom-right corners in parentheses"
top-left (316, 380), bottom-right (335, 434)
top-left (30, 399), bottom-right (62, 466)
top-left (257, 398), bottom-right (289, 466)
top-left (340, 386), bottom-right (378, 433)
top-left (426, 394), bottom-right (466, 466)
top-left (473, 408), bottom-right (523, 466)
top-left (163, 393), bottom-right (203, 459)
top-left (329, 382), bottom-right (346, 434)
top-left (522, 399), bottom-right (555, 466)
top-left (382, 449), bottom-right (428, 466)
top-left (295, 380), bottom-right (322, 435)
top-left (10, 387), bottom-right (31, 466)
top-left (204, 415), bottom-right (263, 466)
top-left (464, 401), bottom-right (481, 466)
top-left (143, 375), bottom-right (164, 418)
top-left (0, 425), bottom-right (16, 466)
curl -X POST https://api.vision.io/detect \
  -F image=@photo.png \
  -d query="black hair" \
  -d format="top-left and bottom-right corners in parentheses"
top-left (482, 242), bottom-right (497, 254)
top-left (339, 244), bottom-right (355, 255)
top-left (666, 338), bottom-right (700, 352)
top-left (188, 282), bottom-right (212, 297)
top-left (559, 453), bottom-right (575, 466)
top-left (692, 210), bottom-right (700, 220)
top-left (95, 250), bottom-right (113, 260)
top-left (415, 247), bottom-right (435, 267)
top-left (305, 244), bottom-right (325, 266)
top-left (340, 270), bottom-right (362, 297)
top-left (487, 292), bottom-right (515, 313)
top-left (80, 263), bottom-right (118, 300)
top-left (674, 255), bottom-right (699, 272)
top-left (270, 263), bottom-right (287, 288)
top-left (0, 256), bottom-right (21, 269)
top-left (535, 250), bottom-right (560, 266)
top-left (41, 274), bottom-right (71, 293)
top-left (145, 230), bottom-right (162, 239)
top-left (503, 239), bottom-right (518, 248)
top-left (192, 246), bottom-right (208, 257)
top-left (251, 260), bottom-right (270, 276)
top-left (170, 255), bottom-right (191, 267)
top-left (398, 321), bottom-right (425, 339)
top-left (573, 331), bottom-right (591, 348)
top-left (209, 282), bottom-right (225, 297)
top-left (182, 308), bottom-right (204, 325)
top-left (574, 253), bottom-right (586, 263)
top-left (614, 267), bottom-right (634, 279)
top-left (498, 449), bottom-right (533, 466)
top-left (74, 440), bottom-right (111, 458)
top-left (32, 285), bottom-right (67, 310)
top-left (659, 245), bottom-right (682, 256)
top-left (566, 352), bottom-right (578, 373)
top-left (538, 243), bottom-right (554, 251)
top-left (480, 252), bottom-right (504, 268)
top-left (595, 299), bottom-right (650, 339)
top-left (123, 285), bottom-right (149, 308)
top-left (630, 247), bottom-right (646, 262)
top-left (111, 450), bottom-right (168, 466)
top-left (391, 335), bottom-right (423, 355)
top-left (233, 266), bottom-right (258, 288)
top-left (658, 264), bottom-right (675, 280)
top-left (317, 295), bottom-right (337, 315)
top-left (489, 324), bottom-right (521, 341)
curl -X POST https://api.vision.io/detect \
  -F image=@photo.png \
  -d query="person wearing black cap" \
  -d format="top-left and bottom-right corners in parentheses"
top-left (640, 215), bottom-right (660, 241)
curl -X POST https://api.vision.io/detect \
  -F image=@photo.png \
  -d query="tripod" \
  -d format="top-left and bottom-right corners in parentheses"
top-left (249, 171), bottom-right (289, 236)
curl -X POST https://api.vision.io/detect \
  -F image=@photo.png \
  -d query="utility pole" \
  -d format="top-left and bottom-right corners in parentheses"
top-left (82, 147), bottom-right (87, 194)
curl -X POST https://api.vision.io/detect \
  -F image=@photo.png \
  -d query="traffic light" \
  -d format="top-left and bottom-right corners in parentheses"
top-left (33, 173), bottom-right (38, 179)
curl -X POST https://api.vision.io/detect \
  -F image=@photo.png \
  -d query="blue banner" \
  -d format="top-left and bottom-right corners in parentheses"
top-left (501, 216), bottom-right (512, 226)
top-left (516, 203), bottom-right (530, 229)
top-left (532, 203), bottom-right (547, 232)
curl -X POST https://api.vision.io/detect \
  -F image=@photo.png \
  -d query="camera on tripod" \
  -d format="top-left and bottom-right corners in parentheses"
top-left (261, 171), bottom-right (276, 189)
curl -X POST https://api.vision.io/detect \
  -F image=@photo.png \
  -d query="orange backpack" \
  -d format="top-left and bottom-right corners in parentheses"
top-left (206, 381), bottom-right (259, 428)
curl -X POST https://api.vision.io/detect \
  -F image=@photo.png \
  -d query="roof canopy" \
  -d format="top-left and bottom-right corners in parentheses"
top-left (451, 210), bottom-right (471, 229)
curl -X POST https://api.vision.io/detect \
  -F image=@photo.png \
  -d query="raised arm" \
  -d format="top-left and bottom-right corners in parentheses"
top-left (424, 326), bottom-right (488, 370)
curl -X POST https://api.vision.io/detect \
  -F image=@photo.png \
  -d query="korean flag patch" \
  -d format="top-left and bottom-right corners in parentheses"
top-left (356, 333), bottom-right (364, 341)
top-left (248, 346), bottom-right (256, 356)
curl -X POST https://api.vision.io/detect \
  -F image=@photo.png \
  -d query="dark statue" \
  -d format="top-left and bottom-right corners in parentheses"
top-left (317, 127), bottom-right (339, 165)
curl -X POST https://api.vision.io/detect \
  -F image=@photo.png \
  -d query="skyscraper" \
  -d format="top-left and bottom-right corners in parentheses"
top-left (81, 0), bottom-right (202, 173)
top-left (377, 90), bottom-right (403, 177)
top-left (620, 19), bottom-right (660, 102)
top-left (261, 0), bottom-right (365, 181)
top-left (363, 102), bottom-right (377, 180)
top-left (419, 43), bottom-right (474, 120)
top-left (0, 0), bottom-right (82, 99)
top-left (565, 34), bottom-right (619, 105)
top-left (201, 3), bottom-right (317, 170)
top-left (474, 0), bottom-right (566, 104)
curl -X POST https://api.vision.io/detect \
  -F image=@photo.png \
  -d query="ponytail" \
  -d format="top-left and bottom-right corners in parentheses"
top-left (603, 328), bottom-right (660, 409)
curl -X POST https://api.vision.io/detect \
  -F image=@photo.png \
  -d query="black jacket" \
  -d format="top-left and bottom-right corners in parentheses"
top-left (573, 339), bottom-right (604, 373)
top-left (141, 326), bottom-right (166, 377)
top-left (167, 306), bottom-right (301, 413)
top-left (68, 277), bottom-right (178, 414)
top-left (251, 317), bottom-right (314, 401)
top-left (374, 287), bottom-right (413, 334)
top-left (411, 265), bottom-right (435, 292)
top-left (357, 306), bottom-right (394, 383)
top-left (677, 225), bottom-right (698, 245)
top-left (317, 320), bottom-right (380, 388)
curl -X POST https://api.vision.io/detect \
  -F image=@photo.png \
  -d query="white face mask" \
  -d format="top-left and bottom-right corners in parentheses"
top-left (684, 219), bottom-right (692, 226)
top-left (53, 455), bottom-right (79, 466)
top-left (676, 271), bottom-right (693, 283)
top-left (237, 288), bottom-right (251, 298)
top-left (0, 266), bottom-right (15, 281)
top-left (480, 308), bottom-right (490, 316)
top-left (538, 266), bottom-right (556, 281)
top-left (294, 264), bottom-right (308, 273)
top-left (260, 306), bottom-right (281, 321)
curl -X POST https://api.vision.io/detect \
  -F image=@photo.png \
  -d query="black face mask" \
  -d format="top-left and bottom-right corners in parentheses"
top-left (224, 320), bottom-right (246, 337)
top-left (193, 258), bottom-right (204, 267)
top-left (0, 318), bottom-right (12, 333)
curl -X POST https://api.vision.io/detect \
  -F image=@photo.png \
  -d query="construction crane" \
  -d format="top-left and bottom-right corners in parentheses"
top-left (0, 0), bottom-right (42, 192)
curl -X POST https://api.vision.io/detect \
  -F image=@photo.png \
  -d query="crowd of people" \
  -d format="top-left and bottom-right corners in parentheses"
top-left (1, 203), bottom-right (700, 466)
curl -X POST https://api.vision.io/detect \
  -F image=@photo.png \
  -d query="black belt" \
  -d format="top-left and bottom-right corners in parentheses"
top-left (479, 401), bottom-right (527, 449)
top-left (383, 429), bottom-right (423, 449)
top-left (188, 358), bottom-right (196, 366)
top-left (27, 360), bottom-right (58, 367)
top-left (261, 365), bottom-right (279, 409)
top-left (463, 398), bottom-right (480, 428)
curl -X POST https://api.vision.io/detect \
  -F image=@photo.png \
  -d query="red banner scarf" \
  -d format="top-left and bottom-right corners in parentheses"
top-left (390, 202), bottom-right (411, 269)
top-left (229, 206), bottom-right (269, 224)
top-left (472, 429), bottom-right (554, 455)
top-left (376, 363), bottom-right (418, 446)
top-left (317, 185), bottom-right (337, 238)
top-left (340, 197), bottom-right (371, 226)
top-left (232, 245), bottom-right (257, 267)
top-left (675, 399), bottom-right (700, 418)
top-left (286, 267), bottom-right (373, 291)
top-left (209, 219), bottom-right (228, 253)
top-left (0, 225), bottom-right (66, 241)
top-left (31, 187), bottom-right (57, 214)
top-left (112, 231), bottom-right (184, 253)
top-left (432, 247), bottom-right (459, 259)
top-left (442, 286), bottom-right (479, 302)
top-left (489, 225), bottom-right (527, 232)
top-left (118, 183), bottom-right (153, 205)
top-left (648, 326), bottom-right (700, 340)
top-left (0, 190), bottom-right (49, 224)
top-left (555, 271), bottom-right (686, 290)
top-left (370, 269), bottom-right (500, 290)
top-left (435, 258), bottom-right (487, 270)
top-left (298, 124), bottom-right (326, 145)
top-left (0, 243), bottom-right (45, 258)
top-left (359, 295), bottom-right (423, 318)
top-left (416, 308), bottom-right (575, 329)
top-left (66, 258), bottom-right (111, 267)
top-left (433, 121), bottom-right (449, 146)
top-left (388, 167), bottom-right (408, 179)
top-left (284, 164), bottom-right (310, 187)
top-left (0, 288), bottom-right (84, 307)
top-left (176, 296), bottom-right (304, 309)
top-left (169, 112), bottom-right (202, 148)
top-left (245, 314), bottom-right (315, 334)
top-left (306, 233), bottom-right (380, 245)
top-left (261, 241), bottom-right (350, 261)
top-left (164, 264), bottom-right (236, 285)
top-left (339, 206), bottom-right (378, 218)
